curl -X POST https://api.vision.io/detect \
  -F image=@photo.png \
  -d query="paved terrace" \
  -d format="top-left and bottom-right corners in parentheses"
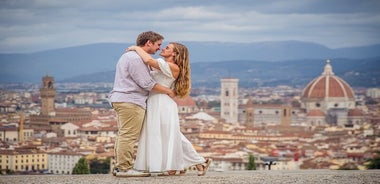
top-left (1, 170), bottom-right (379, 184)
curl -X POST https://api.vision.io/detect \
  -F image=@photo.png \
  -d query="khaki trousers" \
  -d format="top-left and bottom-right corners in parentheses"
top-left (112, 102), bottom-right (145, 171)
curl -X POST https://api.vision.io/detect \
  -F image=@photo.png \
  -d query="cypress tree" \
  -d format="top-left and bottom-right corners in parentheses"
top-left (89, 157), bottom-right (111, 174)
top-left (72, 157), bottom-right (90, 174)
top-left (366, 150), bottom-right (380, 169)
top-left (247, 154), bottom-right (256, 170)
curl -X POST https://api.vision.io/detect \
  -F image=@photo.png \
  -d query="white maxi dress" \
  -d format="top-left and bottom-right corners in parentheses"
top-left (134, 58), bottom-right (205, 172)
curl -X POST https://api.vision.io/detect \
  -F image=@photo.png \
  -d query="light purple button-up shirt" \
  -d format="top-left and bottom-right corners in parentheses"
top-left (108, 51), bottom-right (156, 109)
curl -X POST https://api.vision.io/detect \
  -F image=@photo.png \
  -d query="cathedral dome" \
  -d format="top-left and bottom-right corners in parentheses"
top-left (301, 60), bottom-right (354, 99)
top-left (306, 109), bottom-right (325, 117)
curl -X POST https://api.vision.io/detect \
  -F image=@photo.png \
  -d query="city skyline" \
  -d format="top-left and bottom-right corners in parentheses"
top-left (0, 68), bottom-right (379, 173)
top-left (0, 35), bottom-right (379, 174)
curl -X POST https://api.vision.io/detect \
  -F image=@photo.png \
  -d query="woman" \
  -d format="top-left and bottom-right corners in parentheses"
top-left (127, 42), bottom-right (212, 176)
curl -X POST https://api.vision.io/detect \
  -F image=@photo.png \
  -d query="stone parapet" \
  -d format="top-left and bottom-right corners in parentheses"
top-left (1, 170), bottom-right (379, 184)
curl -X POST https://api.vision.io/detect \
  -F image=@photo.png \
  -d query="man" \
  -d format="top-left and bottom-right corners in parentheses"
top-left (109, 31), bottom-right (174, 177)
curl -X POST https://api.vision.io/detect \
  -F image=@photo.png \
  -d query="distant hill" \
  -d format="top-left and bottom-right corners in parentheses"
top-left (0, 41), bottom-right (380, 86)
top-left (61, 58), bottom-right (380, 88)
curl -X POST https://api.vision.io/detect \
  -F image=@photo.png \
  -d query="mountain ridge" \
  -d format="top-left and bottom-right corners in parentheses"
top-left (0, 41), bottom-right (379, 86)
top-left (59, 58), bottom-right (380, 88)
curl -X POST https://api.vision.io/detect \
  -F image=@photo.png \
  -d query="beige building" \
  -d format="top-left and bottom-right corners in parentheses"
top-left (60, 122), bottom-right (79, 138)
top-left (0, 146), bottom-right (47, 173)
top-left (173, 96), bottom-right (199, 114)
top-left (0, 126), bottom-right (33, 143)
top-left (239, 103), bottom-right (298, 127)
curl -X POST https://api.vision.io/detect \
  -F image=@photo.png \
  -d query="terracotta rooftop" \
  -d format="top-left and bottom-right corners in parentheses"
top-left (348, 109), bottom-right (364, 116)
top-left (301, 60), bottom-right (355, 99)
top-left (307, 109), bottom-right (325, 117)
top-left (173, 96), bottom-right (196, 106)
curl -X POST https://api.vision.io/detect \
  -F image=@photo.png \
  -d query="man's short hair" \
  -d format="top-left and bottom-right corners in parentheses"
top-left (136, 31), bottom-right (164, 46)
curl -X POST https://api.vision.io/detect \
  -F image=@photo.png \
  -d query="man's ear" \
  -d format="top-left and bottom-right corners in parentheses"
top-left (146, 40), bottom-right (153, 47)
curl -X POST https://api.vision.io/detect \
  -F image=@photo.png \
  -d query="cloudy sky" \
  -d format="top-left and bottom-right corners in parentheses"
top-left (1, 0), bottom-right (380, 53)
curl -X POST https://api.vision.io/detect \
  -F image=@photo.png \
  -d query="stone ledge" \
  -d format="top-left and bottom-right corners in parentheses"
top-left (1, 170), bottom-right (380, 184)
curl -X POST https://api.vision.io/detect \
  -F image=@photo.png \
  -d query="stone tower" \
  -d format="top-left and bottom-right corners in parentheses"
top-left (220, 78), bottom-right (239, 123)
top-left (280, 106), bottom-right (292, 128)
top-left (40, 75), bottom-right (56, 116)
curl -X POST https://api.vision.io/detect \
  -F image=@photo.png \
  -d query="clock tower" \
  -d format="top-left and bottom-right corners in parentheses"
top-left (40, 75), bottom-right (56, 116)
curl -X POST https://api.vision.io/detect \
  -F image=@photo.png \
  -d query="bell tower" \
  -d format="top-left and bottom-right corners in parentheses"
top-left (220, 78), bottom-right (239, 123)
top-left (281, 106), bottom-right (292, 128)
top-left (40, 75), bottom-right (56, 116)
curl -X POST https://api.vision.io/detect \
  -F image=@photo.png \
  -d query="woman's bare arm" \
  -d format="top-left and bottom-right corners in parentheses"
top-left (127, 46), bottom-right (160, 70)
top-left (127, 46), bottom-right (179, 78)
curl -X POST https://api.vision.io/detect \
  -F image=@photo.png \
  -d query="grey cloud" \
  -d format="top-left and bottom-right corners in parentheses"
top-left (0, 0), bottom-right (379, 53)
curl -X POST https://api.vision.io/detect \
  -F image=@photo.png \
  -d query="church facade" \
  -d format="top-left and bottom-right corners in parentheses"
top-left (235, 60), bottom-right (365, 128)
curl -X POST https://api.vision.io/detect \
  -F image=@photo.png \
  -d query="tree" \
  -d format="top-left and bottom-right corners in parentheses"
top-left (247, 154), bottom-right (256, 170)
top-left (366, 150), bottom-right (380, 169)
top-left (89, 157), bottom-right (111, 174)
top-left (72, 157), bottom-right (90, 174)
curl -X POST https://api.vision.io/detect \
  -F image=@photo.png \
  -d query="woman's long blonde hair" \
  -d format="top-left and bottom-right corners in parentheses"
top-left (171, 42), bottom-right (191, 98)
